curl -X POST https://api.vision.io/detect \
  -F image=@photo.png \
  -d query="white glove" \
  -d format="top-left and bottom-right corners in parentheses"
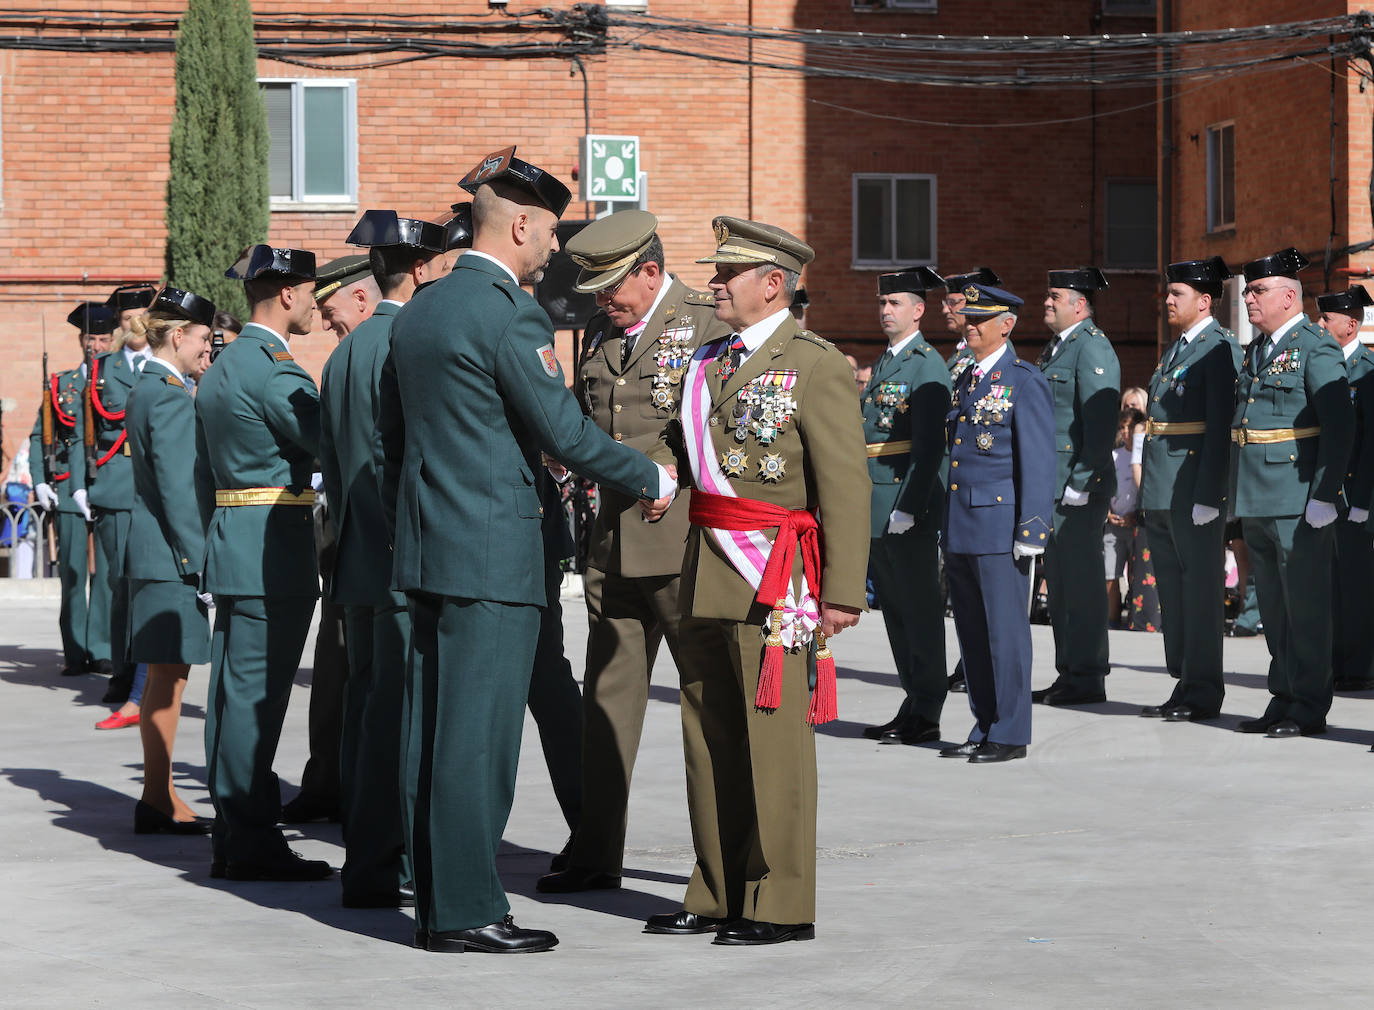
top-left (1304, 499), bottom-right (1338, 529)
top-left (197, 592), bottom-right (214, 607)
top-left (1013, 543), bottom-right (1044, 560)
top-left (310, 471), bottom-right (324, 493)
top-left (654, 463), bottom-right (678, 500)
top-left (1061, 486), bottom-right (1090, 507)
top-left (1191, 504), bottom-right (1220, 526)
top-left (35, 482), bottom-right (58, 511)
top-left (72, 488), bottom-right (92, 522)
top-left (887, 509), bottom-right (915, 535)
top-left (1349, 507), bottom-right (1370, 524)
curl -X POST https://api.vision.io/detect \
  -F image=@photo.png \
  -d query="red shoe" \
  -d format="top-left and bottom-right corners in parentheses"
top-left (95, 710), bottom-right (140, 730)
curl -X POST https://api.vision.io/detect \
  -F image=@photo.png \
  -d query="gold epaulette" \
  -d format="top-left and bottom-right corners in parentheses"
top-left (683, 290), bottom-right (715, 306)
top-left (163, 374), bottom-right (185, 389)
top-left (273, 351), bottom-right (293, 362)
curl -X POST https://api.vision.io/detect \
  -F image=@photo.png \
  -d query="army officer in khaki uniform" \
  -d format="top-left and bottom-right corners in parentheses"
top-left (645, 217), bottom-right (870, 946)
top-left (538, 211), bottom-right (730, 894)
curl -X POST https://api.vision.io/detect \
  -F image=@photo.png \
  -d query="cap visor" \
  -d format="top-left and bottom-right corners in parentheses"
top-left (572, 261), bottom-right (634, 294)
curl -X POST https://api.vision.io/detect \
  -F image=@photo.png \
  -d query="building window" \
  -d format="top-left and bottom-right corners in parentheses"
top-left (852, 174), bottom-right (937, 268)
top-left (1104, 179), bottom-right (1157, 269)
top-left (1206, 122), bottom-right (1235, 233)
top-left (260, 79), bottom-right (357, 205)
top-left (1101, 0), bottom-right (1155, 13)
top-left (853, 0), bottom-right (938, 10)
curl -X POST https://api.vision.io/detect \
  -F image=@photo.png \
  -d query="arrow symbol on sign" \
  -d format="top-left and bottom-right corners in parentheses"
top-left (592, 178), bottom-right (606, 195)
top-left (620, 143), bottom-right (635, 158)
top-left (622, 179), bottom-right (635, 194)
top-left (592, 142), bottom-right (606, 158)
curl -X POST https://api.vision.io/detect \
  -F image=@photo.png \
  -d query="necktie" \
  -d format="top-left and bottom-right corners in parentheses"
top-left (621, 320), bottom-right (648, 366)
top-left (717, 334), bottom-right (746, 380)
top-left (1038, 337), bottom-right (1058, 366)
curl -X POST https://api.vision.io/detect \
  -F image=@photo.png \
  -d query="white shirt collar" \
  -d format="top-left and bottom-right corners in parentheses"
top-left (1343, 338), bottom-right (1361, 361)
top-left (144, 355), bottom-right (186, 385)
top-left (631, 275), bottom-right (674, 332)
top-left (123, 344), bottom-right (152, 370)
top-left (379, 298), bottom-right (405, 308)
top-left (248, 322), bottom-right (290, 353)
top-left (1266, 311), bottom-right (1306, 347)
top-left (887, 331), bottom-right (920, 357)
top-left (461, 249), bottom-right (520, 286)
top-left (1057, 321), bottom-right (1082, 341)
top-left (973, 342), bottom-right (1008, 374)
top-left (737, 308), bottom-right (793, 360)
top-left (1181, 315), bottom-right (1213, 344)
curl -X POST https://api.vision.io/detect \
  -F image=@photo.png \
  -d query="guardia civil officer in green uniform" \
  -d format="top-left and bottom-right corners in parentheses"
top-left (644, 217), bottom-right (870, 946)
top-left (859, 266), bottom-right (950, 744)
top-left (1231, 247), bottom-right (1353, 737)
top-left (196, 244), bottom-right (331, 881)
top-left (378, 147), bottom-right (672, 954)
top-left (537, 209), bottom-right (730, 895)
top-left (81, 286), bottom-right (157, 704)
top-left (1314, 285), bottom-right (1374, 691)
top-left (29, 305), bottom-right (106, 675)
top-left (125, 286), bottom-right (216, 836)
top-left (1032, 267), bottom-right (1120, 706)
top-left (1138, 257), bottom-right (1241, 721)
top-left (320, 210), bottom-right (451, 908)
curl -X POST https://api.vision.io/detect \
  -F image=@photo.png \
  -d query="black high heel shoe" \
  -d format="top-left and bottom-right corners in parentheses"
top-left (134, 800), bottom-right (211, 836)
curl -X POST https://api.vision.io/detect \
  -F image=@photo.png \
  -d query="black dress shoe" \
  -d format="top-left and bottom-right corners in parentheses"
top-left (712, 919), bottom-right (815, 945)
top-left (535, 866), bottom-right (621, 894)
top-left (644, 910), bottom-right (729, 935)
top-left (1162, 705), bottom-right (1220, 723)
top-left (549, 834), bottom-right (573, 872)
top-left (134, 800), bottom-right (212, 836)
top-left (939, 740), bottom-right (981, 759)
top-left (343, 883), bottom-right (415, 908)
top-left (879, 718), bottom-right (941, 746)
top-left (60, 664), bottom-right (88, 677)
top-left (425, 915), bottom-right (557, 953)
top-left (968, 741), bottom-right (1027, 764)
top-left (1034, 682), bottom-right (1106, 706)
top-left (210, 860), bottom-right (226, 879)
top-left (1266, 719), bottom-right (1326, 738)
top-left (224, 850), bottom-right (333, 881)
top-left (1139, 704), bottom-right (1170, 718)
top-left (279, 794), bottom-right (340, 824)
top-left (89, 658), bottom-right (114, 676)
top-left (861, 715), bottom-right (903, 741)
top-left (948, 670), bottom-right (968, 694)
top-left (100, 683), bottom-right (131, 705)
top-left (1236, 715), bottom-right (1281, 734)
top-left (1227, 625), bottom-right (1260, 638)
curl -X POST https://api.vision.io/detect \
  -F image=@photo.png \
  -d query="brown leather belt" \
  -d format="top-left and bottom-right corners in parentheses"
top-left (866, 440), bottom-right (911, 458)
top-left (215, 487), bottom-right (317, 507)
top-left (1230, 426), bottom-right (1320, 447)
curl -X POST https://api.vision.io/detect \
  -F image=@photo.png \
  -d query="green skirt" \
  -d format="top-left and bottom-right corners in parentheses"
top-left (129, 578), bottom-right (210, 665)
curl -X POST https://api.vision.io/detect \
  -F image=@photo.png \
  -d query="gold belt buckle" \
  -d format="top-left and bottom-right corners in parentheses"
top-left (1234, 428), bottom-right (1248, 447)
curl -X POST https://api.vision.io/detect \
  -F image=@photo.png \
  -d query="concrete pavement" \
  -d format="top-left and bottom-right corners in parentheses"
top-left (2, 587), bottom-right (1373, 1008)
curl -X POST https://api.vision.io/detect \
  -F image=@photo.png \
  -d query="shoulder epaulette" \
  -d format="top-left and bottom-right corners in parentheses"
top-left (491, 279), bottom-right (519, 304)
top-left (162, 374), bottom-right (185, 389)
top-left (794, 329), bottom-right (831, 348)
top-left (683, 290), bottom-right (715, 306)
top-left (273, 351), bottom-right (293, 362)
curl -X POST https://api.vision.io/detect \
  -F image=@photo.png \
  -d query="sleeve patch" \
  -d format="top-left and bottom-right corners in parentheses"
top-left (273, 351), bottom-right (294, 362)
top-left (537, 344), bottom-right (559, 377)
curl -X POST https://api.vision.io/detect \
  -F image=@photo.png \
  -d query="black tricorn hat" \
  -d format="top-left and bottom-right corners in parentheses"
top-left (347, 210), bottom-right (448, 254)
top-left (446, 202), bottom-right (474, 251)
top-left (1166, 256), bottom-right (1231, 287)
top-left (1316, 285), bottom-right (1374, 317)
top-left (791, 286), bottom-right (810, 309)
top-left (458, 145), bottom-right (572, 218)
top-left (1048, 266), bottom-right (1109, 292)
top-left (1242, 246), bottom-right (1310, 283)
top-left (878, 266), bottom-right (944, 296)
top-left (152, 287), bottom-right (216, 328)
top-left (106, 284), bottom-right (157, 312)
top-left (225, 245), bottom-right (316, 281)
top-left (67, 302), bottom-right (115, 334)
top-left (942, 266), bottom-right (1001, 291)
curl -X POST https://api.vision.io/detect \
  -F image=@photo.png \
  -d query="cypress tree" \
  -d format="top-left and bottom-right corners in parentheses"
top-left (165, 0), bottom-right (268, 320)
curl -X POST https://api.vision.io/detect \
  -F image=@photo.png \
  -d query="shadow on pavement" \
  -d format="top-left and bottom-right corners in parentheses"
top-left (501, 840), bottom-right (690, 922)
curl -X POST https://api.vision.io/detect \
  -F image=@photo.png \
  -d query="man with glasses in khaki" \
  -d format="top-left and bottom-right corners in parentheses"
top-left (1230, 247), bottom-right (1352, 738)
top-left (537, 211), bottom-right (729, 894)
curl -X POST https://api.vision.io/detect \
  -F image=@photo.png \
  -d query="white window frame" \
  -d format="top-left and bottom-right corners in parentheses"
top-left (260, 77), bottom-right (358, 209)
top-left (851, 172), bottom-right (938, 269)
top-left (1206, 120), bottom-right (1235, 234)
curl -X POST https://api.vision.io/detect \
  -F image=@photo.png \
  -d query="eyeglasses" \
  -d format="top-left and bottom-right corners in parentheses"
top-left (1242, 283), bottom-right (1282, 298)
top-left (600, 265), bottom-right (643, 299)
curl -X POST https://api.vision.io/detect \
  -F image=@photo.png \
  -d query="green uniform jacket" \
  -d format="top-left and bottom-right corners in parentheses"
top-left (83, 350), bottom-right (141, 510)
top-left (125, 364), bottom-right (203, 582)
top-left (378, 253), bottom-right (660, 607)
top-left (28, 365), bottom-right (87, 513)
top-left (1230, 318), bottom-right (1353, 517)
top-left (1040, 320), bottom-right (1120, 498)
top-left (665, 316), bottom-right (872, 619)
top-left (577, 276), bottom-right (730, 577)
top-left (860, 333), bottom-right (951, 536)
top-left (193, 323), bottom-right (322, 598)
top-left (1341, 344), bottom-right (1374, 510)
top-left (319, 300), bottom-right (401, 607)
top-left (1140, 318), bottom-right (1242, 512)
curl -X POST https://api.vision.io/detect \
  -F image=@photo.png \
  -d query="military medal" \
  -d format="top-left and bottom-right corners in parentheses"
top-left (736, 370), bottom-right (798, 446)
top-left (721, 448), bottom-right (749, 476)
top-left (652, 387), bottom-right (674, 409)
top-left (758, 452), bottom-right (786, 482)
top-left (977, 431), bottom-right (994, 451)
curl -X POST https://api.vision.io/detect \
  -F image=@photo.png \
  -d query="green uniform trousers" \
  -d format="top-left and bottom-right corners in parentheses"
top-left (92, 508), bottom-right (130, 670)
top-left (569, 565), bottom-right (683, 873)
top-left (867, 530), bottom-right (947, 724)
top-left (340, 598), bottom-right (410, 898)
top-left (1332, 513), bottom-right (1374, 683)
top-left (1145, 508), bottom-right (1227, 711)
top-left (54, 511), bottom-right (92, 669)
top-left (295, 594), bottom-right (347, 814)
top-left (1243, 516), bottom-right (1335, 727)
top-left (205, 594), bottom-right (316, 865)
top-left (678, 614), bottom-right (818, 926)
top-left (1045, 495), bottom-right (1111, 680)
top-left (527, 561), bottom-right (583, 834)
top-left (405, 592), bottom-right (538, 933)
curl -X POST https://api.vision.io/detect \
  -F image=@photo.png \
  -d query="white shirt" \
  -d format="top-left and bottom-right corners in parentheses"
top-left (1050, 321), bottom-right (1081, 357)
top-left (1266, 311), bottom-right (1306, 349)
top-left (630, 275), bottom-right (674, 334)
top-left (885, 331), bottom-right (920, 359)
top-left (379, 298), bottom-right (405, 309)
top-left (1343, 338), bottom-right (1361, 361)
top-left (972, 342), bottom-right (1008, 377)
top-left (734, 307), bottom-right (793, 367)
top-left (144, 355), bottom-right (187, 387)
top-left (250, 322), bottom-right (291, 354)
top-left (1180, 315), bottom-right (1213, 345)
top-left (123, 344), bottom-right (152, 373)
top-left (460, 249), bottom-right (520, 286)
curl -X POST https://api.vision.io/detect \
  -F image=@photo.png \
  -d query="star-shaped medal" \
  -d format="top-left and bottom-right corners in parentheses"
top-left (758, 452), bottom-right (786, 482)
top-left (721, 449), bottom-right (749, 477)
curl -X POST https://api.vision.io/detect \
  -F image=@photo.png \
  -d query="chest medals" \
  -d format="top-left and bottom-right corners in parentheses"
top-left (968, 376), bottom-right (1013, 454)
top-left (1266, 348), bottom-right (1301, 375)
top-left (872, 382), bottom-right (909, 432)
top-left (722, 370), bottom-right (799, 482)
top-left (649, 323), bottom-right (695, 413)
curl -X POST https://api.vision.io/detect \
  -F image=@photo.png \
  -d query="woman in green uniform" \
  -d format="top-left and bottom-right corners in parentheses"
top-left (124, 288), bottom-right (215, 835)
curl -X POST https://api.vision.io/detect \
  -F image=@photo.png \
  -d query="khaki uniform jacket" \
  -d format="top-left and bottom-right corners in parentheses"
top-left (663, 315), bottom-right (872, 620)
top-left (578, 277), bottom-right (730, 577)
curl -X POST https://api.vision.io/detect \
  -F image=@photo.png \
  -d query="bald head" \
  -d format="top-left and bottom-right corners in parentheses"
top-left (471, 181), bottom-right (561, 286)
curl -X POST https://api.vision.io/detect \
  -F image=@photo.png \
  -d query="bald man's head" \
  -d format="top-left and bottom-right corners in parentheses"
top-left (471, 181), bottom-right (561, 285)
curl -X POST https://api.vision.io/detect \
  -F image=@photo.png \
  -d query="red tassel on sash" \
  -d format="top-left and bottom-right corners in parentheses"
top-left (807, 632), bottom-right (838, 726)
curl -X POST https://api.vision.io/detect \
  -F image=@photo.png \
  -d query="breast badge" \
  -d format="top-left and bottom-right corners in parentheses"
top-left (976, 431), bottom-right (995, 452)
top-left (734, 370), bottom-right (799, 446)
top-left (758, 452), bottom-right (786, 482)
top-left (721, 448), bottom-right (749, 477)
top-left (873, 382), bottom-right (910, 432)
